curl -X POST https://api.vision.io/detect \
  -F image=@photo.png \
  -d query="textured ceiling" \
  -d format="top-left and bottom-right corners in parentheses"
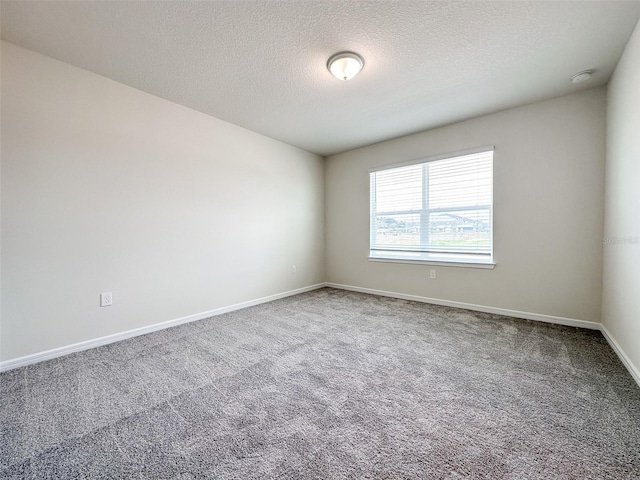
top-left (2, 1), bottom-right (640, 156)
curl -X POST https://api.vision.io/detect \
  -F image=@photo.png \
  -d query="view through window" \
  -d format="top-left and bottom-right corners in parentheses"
top-left (369, 147), bottom-right (494, 265)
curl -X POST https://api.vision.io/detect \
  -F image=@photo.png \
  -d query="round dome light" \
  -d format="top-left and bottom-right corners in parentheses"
top-left (327, 51), bottom-right (364, 81)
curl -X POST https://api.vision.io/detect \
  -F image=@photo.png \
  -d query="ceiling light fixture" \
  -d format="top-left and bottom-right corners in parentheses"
top-left (570, 70), bottom-right (593, 83)
top-left (327, 51), bottom-right (364, 81)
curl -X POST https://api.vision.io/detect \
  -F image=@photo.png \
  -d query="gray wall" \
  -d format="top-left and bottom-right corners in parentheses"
top-left (603, 20), bottom-right (640, 376)
top-left (1, 42), bottom-right (325, 361)
top-left (325, 88), bottom-right (606, 322)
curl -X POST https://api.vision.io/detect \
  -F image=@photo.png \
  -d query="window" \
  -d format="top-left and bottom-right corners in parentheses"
top-left (369, 147), bottom-right (494, 268)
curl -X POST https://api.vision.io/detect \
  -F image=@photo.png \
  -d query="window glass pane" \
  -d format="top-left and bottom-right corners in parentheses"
top-left (428, 209), bottom-right (491, 253)
top-left (373, 213), bottom-right (421, 249)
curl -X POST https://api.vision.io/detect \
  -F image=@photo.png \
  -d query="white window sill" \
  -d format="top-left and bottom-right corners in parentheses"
top-left (368, 251), bottom-right (495, 269)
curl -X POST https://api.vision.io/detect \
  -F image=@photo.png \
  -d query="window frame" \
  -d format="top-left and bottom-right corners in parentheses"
top-left (368, 146), bottom-right (495, 269)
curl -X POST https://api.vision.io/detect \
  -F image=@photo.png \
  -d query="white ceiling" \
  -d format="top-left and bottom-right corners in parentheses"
top-left (2, 1), bottom-right (640, 156)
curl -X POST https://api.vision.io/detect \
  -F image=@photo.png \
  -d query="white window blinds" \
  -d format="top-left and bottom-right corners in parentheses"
top-left (369, 147), bottom-right (493, 263)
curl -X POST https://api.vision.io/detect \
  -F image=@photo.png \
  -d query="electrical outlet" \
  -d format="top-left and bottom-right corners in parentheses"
top-left (291, 265), bottom-right (297, 274)
top-left (430, 269), bottom-right (437, 280)
top-left (100, 292), bottom-right (113, 307)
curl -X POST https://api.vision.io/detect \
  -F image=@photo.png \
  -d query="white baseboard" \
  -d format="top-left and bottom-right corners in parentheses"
top-left (600, 325), bottom-right (640, 388)
top-left (325, 282), bottom-right (601, 330)
top-left (0, 283), bottom-right (326, 372)
top-left (4, 281), bottom-right (639, 391)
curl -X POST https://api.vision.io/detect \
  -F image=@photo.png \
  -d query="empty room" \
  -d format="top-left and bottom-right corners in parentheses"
top-left (1, 1), bottom-right (639, 478)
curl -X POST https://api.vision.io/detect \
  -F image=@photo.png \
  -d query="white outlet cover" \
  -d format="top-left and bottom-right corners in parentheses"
top-left (100, 292), bottom-right (113, 307)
